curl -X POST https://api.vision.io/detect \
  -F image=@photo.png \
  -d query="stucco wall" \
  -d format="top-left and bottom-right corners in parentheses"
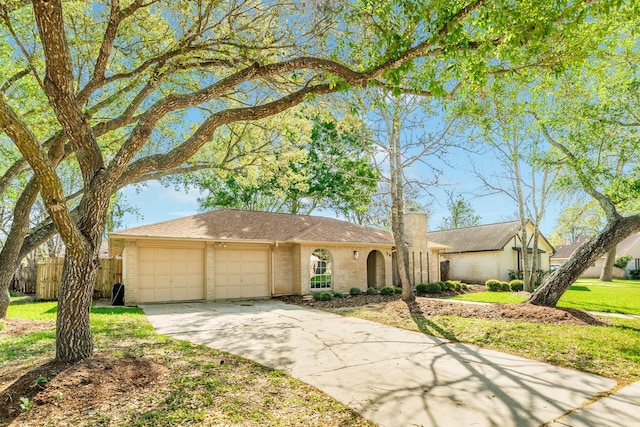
top-left (443, 226), bottom-right (555, 285)
top-left (444, 251), bottom-right (505, 284)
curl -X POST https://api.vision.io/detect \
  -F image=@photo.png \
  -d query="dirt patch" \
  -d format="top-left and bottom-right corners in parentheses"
top-left (0, 354), bottom-right (167, 426)
top-left (0, 318), bottom-right (54, 337)
top-left (282, 290), bottom-right (608, 326)
top-left (403, 298), bottom-right (609, 326)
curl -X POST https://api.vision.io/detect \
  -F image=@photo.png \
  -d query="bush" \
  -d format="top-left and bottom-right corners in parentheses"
top-left (415, 283), bottom-right (428, 294)
top-left (485, 279), bottom-right (503, 292)
top-left (380, 286), bottom-right (396, 296)
top-left (615, 254), bottom-right (633, 269)
top-left (394, 286), bottom-right (403, 294)
top-left (421, 282), bottom-right (443, 294)
top-left (629, 269), bottom-right (640, 280)
top-left (349, 287), bottom-right (363, 296)
top-left (443, 280), bottom-right (460, 291)
top-left (333, 292), bottom-right (345, 298)
top-left (313, 292), bottom-right (334, 301)
top-left (500, 281), bottom-right (511, 291)
top-left (509, 280), bottom-right (524, 292)
top-left (508, 269), bottom-right (523, 280)
top-left (366, 287), bottom-right (379, 295)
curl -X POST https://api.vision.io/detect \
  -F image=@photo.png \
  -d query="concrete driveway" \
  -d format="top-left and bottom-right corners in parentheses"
top-left (141, 300), bottom-right (639, 427)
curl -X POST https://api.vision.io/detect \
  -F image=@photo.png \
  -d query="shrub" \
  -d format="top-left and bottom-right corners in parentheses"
top-left (509, 280), bottom-right (524, 292)
top-left (508, 269), bottom-right (523, 280)
top-left (443, 280), bottom-right (460, 291)
top-left (333, 292), bottom-right (345, 298)
top-left (422, 282), bottom-right (443, 294)
top-left (366, 287), bottom-right (379, 295)
top-left (380, 286), bottom-right (396, 296)
top-left (313, 292), bottom-right (334, 301)
top-left (614, 254), bottom-right (633, 269)
top-left (485, 279), bottom-right (503, 292)
top-left (349, 287), bottom-right (363, 296)
top-left (629, 269), bottom-right (640, 280)
top-left (415, 283), bottom-right (429, 294)
top-left (500, 281), bottom-right (511, 291)
top-left (394, 286), bottom-right (403, 294)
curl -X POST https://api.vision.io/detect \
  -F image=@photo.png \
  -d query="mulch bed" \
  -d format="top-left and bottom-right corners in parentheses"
top-left (0, 353), bottom-right (167, 426)
top-left (279, 286), bottom-right (609, 326)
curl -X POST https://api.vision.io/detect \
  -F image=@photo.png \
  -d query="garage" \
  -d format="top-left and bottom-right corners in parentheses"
top-left (109, 209), bottom-right (397, 306)
top-left (214, 248), bottom-right (270, 299)
top-left (138, 247), bottom-right (205, 303)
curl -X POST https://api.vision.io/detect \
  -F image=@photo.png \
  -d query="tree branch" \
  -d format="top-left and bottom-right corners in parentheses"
top-left (0, 96), bottom-right (84, 249)
top-left (33, 0), bottom-right (104, 182)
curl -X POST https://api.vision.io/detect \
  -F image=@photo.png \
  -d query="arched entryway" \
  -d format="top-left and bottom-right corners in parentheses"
top-left (367, 250), bottom-right (385, 288)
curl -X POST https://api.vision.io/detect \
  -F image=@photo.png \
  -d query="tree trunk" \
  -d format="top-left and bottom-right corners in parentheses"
top-left (393, 210), bottom-right (414, 302)
top-left (527, 215), bottom-right (640, 307)
top-left (388, 109), bottom-right (414, 303)
top-left (55, 246), bottom-right (99, 362)
top-left (530, 229), bottom-right (540, 289)
top-left (520, 227), bottom-right (532, 292)
top-left (599, 247), bottom-right (616, 282)
top-left (0, 180), bottom-right (40, 319)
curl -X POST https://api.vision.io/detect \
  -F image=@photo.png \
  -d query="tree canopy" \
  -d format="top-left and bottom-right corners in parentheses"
top-left (440, 193), bottom-right (481, 229)
top-left (0, 0), bottom-right (630, 360)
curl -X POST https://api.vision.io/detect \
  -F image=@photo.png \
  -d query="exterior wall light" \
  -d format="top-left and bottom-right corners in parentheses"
top-left (353, 250), bottom-right (359, 260)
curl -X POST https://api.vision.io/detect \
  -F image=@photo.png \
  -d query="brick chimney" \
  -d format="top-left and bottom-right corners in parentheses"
top-left (404, 210), bottom-right (430, 285)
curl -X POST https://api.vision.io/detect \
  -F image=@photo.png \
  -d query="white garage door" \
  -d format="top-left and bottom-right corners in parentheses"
top-left (214, 249), bottom-right (270, 299)
top-left (138, 247), bottom-right (204, 303)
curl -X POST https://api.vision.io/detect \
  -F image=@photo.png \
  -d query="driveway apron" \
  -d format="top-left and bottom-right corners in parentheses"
top-left (140, 300), bottom-right (637, 427)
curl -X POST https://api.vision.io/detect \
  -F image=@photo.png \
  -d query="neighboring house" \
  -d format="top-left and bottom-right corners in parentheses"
top-left (109, 209), bottom-right (447, 305)
top-left (552, 233), bottom-right (640, 278)
top-left (428, 220), bottom-right (555, 284)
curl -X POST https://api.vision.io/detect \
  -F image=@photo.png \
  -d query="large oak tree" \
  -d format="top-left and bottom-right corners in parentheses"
top-left (0, 0), bottom-right (618, 361)
top-left (527, 31), bottom-right (640, 306)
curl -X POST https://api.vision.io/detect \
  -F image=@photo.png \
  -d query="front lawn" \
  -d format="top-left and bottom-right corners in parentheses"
top-left (1, 297), bottom-right (372, 426)
top-left (335, 301), bottom-right (640, 382)
top-left (449, 279), bottom-right (640, 315)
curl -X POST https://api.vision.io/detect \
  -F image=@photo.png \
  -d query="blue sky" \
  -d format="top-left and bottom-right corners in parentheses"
top-left (118, 168), bottom-right (562, 237)
top-left (117, 97), bottom-right (563, 236)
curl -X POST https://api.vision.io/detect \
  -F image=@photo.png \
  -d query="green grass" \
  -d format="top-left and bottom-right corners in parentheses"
top-left (2, 299), bottom-right (152, 367)
top-left (449, 279), bottom-right (640, 315)
top-left (1, 298), bottom-right (373, 426)
top-left (337, 305), bottom-right (640, 381)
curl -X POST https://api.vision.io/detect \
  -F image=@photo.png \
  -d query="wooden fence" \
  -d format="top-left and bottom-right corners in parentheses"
top-left (36, 257), bottom-right (122, 301)
top-left (11, 258), bottom-right (37, 294)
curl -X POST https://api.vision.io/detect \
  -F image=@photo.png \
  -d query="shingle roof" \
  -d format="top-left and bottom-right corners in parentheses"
top-left (428, 221), bottom-right (523, 253)
top-left (617, 233), bottom-right (640, 256)
top-left (109, 209), bottom-right (394, 245)
top-left (552, 236), bottom-right (589, 259)
top-left (553, 233), bottom-right (640, 260)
